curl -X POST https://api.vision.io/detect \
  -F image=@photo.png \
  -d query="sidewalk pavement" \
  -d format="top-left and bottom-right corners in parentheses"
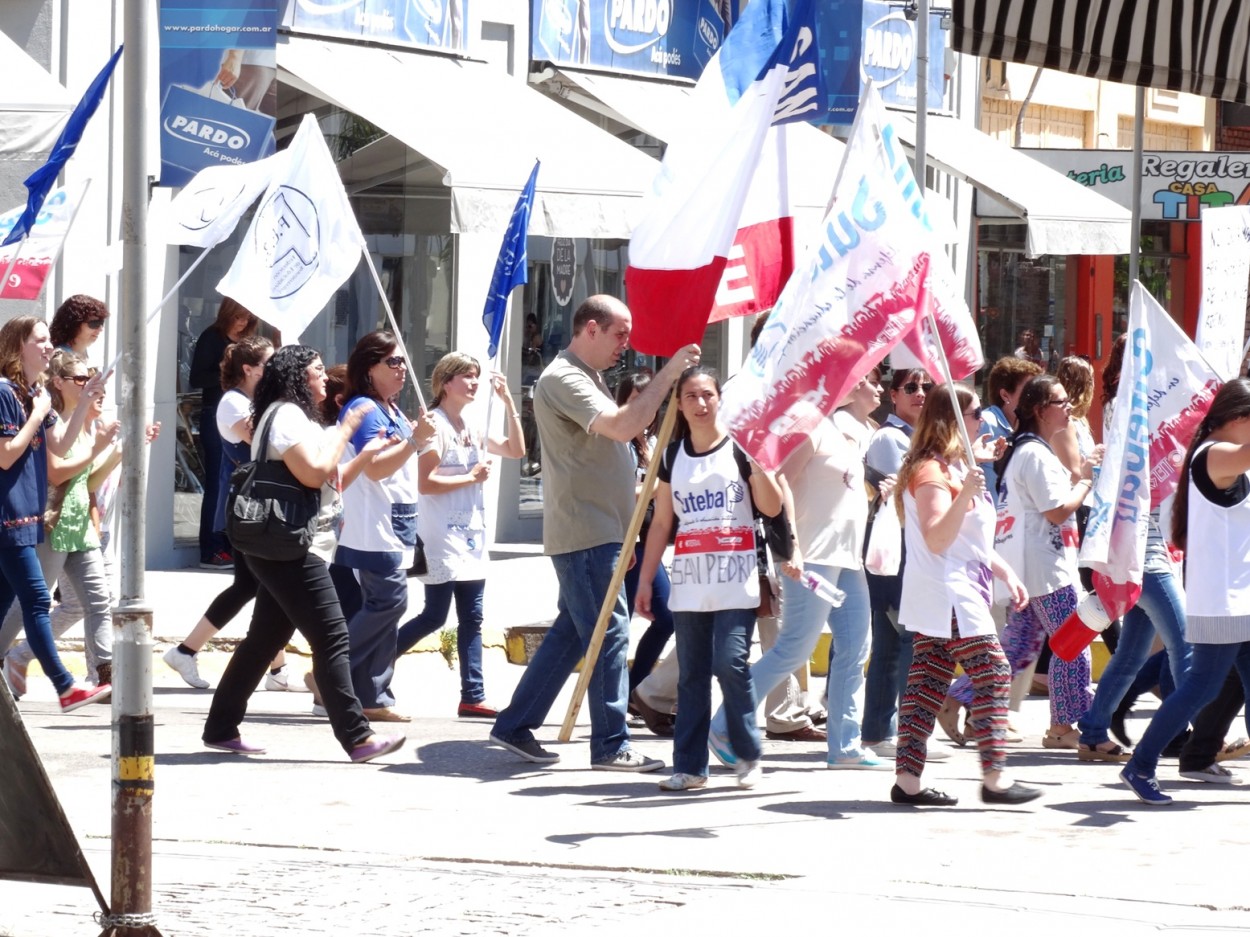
top-left (0, 552), bottom-right (1247, 934)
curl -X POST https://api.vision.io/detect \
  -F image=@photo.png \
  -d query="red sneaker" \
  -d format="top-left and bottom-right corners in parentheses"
top-left (59, 684), bottom-right (111, 713)
top-left (457, 701), bottom-right (498, 719)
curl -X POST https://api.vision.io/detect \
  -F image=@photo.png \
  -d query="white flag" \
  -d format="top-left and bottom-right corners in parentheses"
top-left (215, 113), bottom-right (364, 339)
top-left (0, 180), bottom-right (89, 300)
top-left (721, 86), bottom-right (965, 471)
top-left (1196, 206), bottom-right (1250, 380)
top-left (166, 150), bottom-right (290, 248)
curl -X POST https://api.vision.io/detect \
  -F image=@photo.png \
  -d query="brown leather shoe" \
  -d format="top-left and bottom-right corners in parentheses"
top-left (363, 707), bottom-right (413, 723)
top-left (765, 724), bottom-right (827, 742)
top-left (629, 690), bottom-right (675, 737)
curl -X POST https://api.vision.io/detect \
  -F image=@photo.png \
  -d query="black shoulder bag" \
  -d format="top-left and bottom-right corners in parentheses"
top-left (226, 405), bottom-right (321, 562)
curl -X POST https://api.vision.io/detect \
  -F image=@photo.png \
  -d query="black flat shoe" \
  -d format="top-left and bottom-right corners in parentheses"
top-left (981, 782), bottom-right (1042, 805)
top-left (890, 784), bottom-right (958, 806)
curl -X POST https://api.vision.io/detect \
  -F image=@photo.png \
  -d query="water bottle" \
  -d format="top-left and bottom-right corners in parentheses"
top-left (1049, 591), bottom-right (1112, 661)
top-left (801, 571), bottom-right (846, 608)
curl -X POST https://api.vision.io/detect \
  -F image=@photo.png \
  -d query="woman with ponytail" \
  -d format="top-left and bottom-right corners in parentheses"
top-left (1120, 379), bottom-right (1250, 805)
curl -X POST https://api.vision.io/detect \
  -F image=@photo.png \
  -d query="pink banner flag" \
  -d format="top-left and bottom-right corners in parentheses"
top-left (0, 181), bottom-right (88, 300)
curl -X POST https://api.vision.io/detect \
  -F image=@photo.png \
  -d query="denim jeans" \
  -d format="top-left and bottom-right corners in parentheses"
top-left (861, 569), bottom-right (911, 743)
top-left (1079, 569), bottom-right (1190, 746)
top-left (197, 405), bottom-right (227, 561)
top-left (204, 551), bottom-right (373, 753)
top-left (1126, 640), bottom-right (1250, 777)
top-left (623, 542), bottom-right (674, 692)
top-left (709, 565), bottom-right (869, 757)
top-left (345, 566), bottom-right (409, 709)
top-left (396, 579), bottom-right (487, 704)
top-left (492, 543), bottom-right (631, 763)
top-left (0, 544), bottom-right (73, 694)
top-left (673, 606), bottom-right (759, 776)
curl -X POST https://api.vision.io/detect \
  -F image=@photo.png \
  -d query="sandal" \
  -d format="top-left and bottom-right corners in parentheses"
top-left (1077, 741), bottom-right (1131, 762)
top-left (1004, 722), bottom-right (1024, 744)
top-left (1042, 728), bottom-right (1080, 749)
top-left (1216, 738), bottom-right (1250, 762)
top-left (937, 698), bottom-right (966, 746)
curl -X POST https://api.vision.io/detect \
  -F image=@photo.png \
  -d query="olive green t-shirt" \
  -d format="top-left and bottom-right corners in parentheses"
top-left (50, 437), bottom-right (100, 554)
top-left (535, 350), bottom-right (635, 556)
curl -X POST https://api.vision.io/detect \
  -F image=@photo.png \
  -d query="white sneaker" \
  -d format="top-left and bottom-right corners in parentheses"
top-left (263, 665), bottom-right (290, 691)
top-left (1179, 763), bottom-right (1243, 784)
top-left (162, 647), bottom-right (209, 689)
top-left (658, 772), bottom-right (708, 791)
top-left (736, 759), bottom-right (764, 789)
top-left (311, 704), bottom-right (327, 717)
top-left (867, 739), bottom-right (897, 758)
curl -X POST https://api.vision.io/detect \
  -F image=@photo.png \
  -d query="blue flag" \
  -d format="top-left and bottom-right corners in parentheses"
top-left (482, 160), bottom-right (539, 358)
top-left (3, 45), bottom-right (122, 247)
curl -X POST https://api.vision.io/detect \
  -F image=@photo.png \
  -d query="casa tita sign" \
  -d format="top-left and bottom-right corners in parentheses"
top-left (1062, 152), bottom-right (1250, 220)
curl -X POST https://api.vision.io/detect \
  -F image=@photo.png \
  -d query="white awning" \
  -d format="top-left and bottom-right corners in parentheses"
top-left (893, 112), bottom-right (1132, 257)
top-left (0, 31), bottom-right (71, 160)
top-left (277, 37), bottom-right (661, 238)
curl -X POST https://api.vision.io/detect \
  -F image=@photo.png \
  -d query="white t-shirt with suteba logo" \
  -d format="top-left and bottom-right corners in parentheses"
top-left (658, 436), bottom-right (759, 613)
top-left (995, 435), bottom-right (1080, 598)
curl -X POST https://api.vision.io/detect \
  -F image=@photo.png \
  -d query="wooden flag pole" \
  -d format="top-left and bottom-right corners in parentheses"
top-left (558, 384), bottom-right (678, 741)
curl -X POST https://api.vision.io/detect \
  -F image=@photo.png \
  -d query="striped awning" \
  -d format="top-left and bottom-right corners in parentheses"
top-left (951, 0), bottom-right (1250, 104)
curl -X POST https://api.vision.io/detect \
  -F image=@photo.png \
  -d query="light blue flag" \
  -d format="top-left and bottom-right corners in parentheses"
top-left (3, 45), bottom-right (122, 247)
top-left (482, 160), bottom-right (539, 358)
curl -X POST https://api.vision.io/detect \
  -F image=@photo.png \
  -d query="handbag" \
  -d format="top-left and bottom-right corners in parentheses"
top-left (226, 405), bottom-right (320, 561)
top-left (864, 498), bottom-right (902, 576)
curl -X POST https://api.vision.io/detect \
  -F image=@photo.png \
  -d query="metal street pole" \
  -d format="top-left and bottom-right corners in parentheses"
top-left (1128, 85), bottom-right (1145, 288)
top-left (103, 0), bottom-right (159, 933)
top-left (915, 0), bottom-right (929, 185)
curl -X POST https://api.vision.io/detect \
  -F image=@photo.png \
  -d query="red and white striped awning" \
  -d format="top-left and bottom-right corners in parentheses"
top-left (951, 0), bottom-right (1250, 103)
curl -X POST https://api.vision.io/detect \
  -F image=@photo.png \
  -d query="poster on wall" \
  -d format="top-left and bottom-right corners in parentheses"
top-left (158, 0), bottom-right (278, 188)
top-left (1196, 206), bottom-right (1250, 380)
top-left (282, 0), bottom-right (468, 52)
top-left (551, 238), bottom-right (576, 306)
top-left (530, 0), bottom-right (734, 81)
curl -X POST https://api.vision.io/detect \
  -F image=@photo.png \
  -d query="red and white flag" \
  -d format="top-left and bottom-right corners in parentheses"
top-left (721, 86), bottom-right (973, 471)
top-left (0, 180), bottom-right (88, 301)
top-left (624, 0), bottom-right (818, 356)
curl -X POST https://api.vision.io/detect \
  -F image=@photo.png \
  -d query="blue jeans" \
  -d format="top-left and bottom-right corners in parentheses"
top-left (623, 542), bottom-right (674, 691)
top-left (709, 565), bottom-right (869, 756)
top-left (0, 544), bottom-right (73, 694)
top-left (197, 403), bottom-right (227, 561)
top-left (396, 579), bottom-right (486, 704)
top-left (492, 543), bottom-right (631, 763)
top-left (673, 606), bottom-right (760, 776)
top-left (861, 569), bottom-right (912, 743)
top-left (1079, 570), bottom-right (1190, 746)
top-left (1126, 640), bottom-right (1250, 777)
top-left (345, 566), bottom-right (409, 709)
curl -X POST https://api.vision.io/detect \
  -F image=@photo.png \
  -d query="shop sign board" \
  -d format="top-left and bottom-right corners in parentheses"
top-left (860, 0), bottom-right (947, 114)
top-left (978, 149), bottom-right (1250, 221)
top-left (158, 0), bottom-right (278, 188)
top-left (281, 0), bottom-right (469, 52)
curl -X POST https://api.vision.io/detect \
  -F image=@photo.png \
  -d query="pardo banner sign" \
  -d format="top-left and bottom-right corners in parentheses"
top-left (282, 0), bottom-right (468, 52)
top-left (531, 0), bottom-right (734, 81)
top-left (158, 0), bottom-right (278, 188)
top-left (977, 149), bottom-right (1250, 221)
top-left (860, 0), bottom-right (946, 113)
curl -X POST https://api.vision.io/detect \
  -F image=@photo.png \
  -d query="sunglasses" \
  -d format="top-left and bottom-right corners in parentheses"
top-left (384, 355), bottom-right (407, 369)
top-left (902, 381), bottom-right (934, 395)
top-left (1045, 398), bottom-right (1072, 409)
top-left (66, 374), bottom-right (90, 386)
top-left (85, 318), bottom-right (106, 329)
top-left (964, 406), bottom-right (983, 420)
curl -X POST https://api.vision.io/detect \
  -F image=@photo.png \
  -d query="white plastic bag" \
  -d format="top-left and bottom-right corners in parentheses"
top-left (198, 81), bottom-right (247, 108)
top-left (864, 500), bottom-right (901, 576)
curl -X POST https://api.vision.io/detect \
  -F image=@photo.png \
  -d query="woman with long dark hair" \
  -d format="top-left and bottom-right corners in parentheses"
top-left (1120, 379), bottom-right (1250, 805)
top-left (334, 332), bottom-right (436, 722)
top-left (0, 317), bottom-right (108, 711)
top-left (202, 344), bottom-right (404, 763)
top-left (994, 374), bottom-right (1103, 748)
top-left (637, 367), bottom-right (783, 791)
top-left (889, 385), bottom-right (1038, 805)
top-left (393, 351), bottom-right (524, 717)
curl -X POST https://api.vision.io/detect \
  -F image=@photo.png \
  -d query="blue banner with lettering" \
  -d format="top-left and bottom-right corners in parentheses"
top-left (158, 0), bottom-right (278, 188)
top-left (282, 0), bottom-right (469, 51)
top-left (861, 0), bottom-right (946, 112)
top-left (531, 0), bottom-right (735, 80)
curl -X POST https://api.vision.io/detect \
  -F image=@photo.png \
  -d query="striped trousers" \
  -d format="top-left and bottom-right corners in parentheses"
top-left (897, 623), bottom-right (1011, 778)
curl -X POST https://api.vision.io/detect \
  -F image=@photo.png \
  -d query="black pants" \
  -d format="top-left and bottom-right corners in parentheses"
top-left (203, 547), bottom-right (258, 628)
top-left (1179, 668), bottom-right (1246, 772)
top-left (203, 551), bottom-right (372, 754)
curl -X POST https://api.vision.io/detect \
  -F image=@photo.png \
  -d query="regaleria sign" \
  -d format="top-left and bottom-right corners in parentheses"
top-left (979, 149), bottom-right (1250, 222)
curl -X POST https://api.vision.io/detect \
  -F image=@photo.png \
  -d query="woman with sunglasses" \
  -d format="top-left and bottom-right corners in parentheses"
top-left (994, 375), bottom-right (1103, 749)
top-left (333, 332), bottom-right (436, 723)
top-left (49, 294), bottom-right (108, 359)
top-left (0, 351), bottom-right (119, 694)
top-left (861, 368), bottom-right (935, 759)
top-left (0, 318), bottom-right (109, 711)
top-left (890, 385), bottom-right (1039, 806)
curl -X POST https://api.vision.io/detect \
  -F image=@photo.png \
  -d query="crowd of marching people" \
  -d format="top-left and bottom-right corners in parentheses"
top-left (5, 293), bottom-right (1250, 805)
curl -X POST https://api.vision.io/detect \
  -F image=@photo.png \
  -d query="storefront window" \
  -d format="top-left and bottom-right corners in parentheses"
top-left (977, 224), bottom-right (1067, 375)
